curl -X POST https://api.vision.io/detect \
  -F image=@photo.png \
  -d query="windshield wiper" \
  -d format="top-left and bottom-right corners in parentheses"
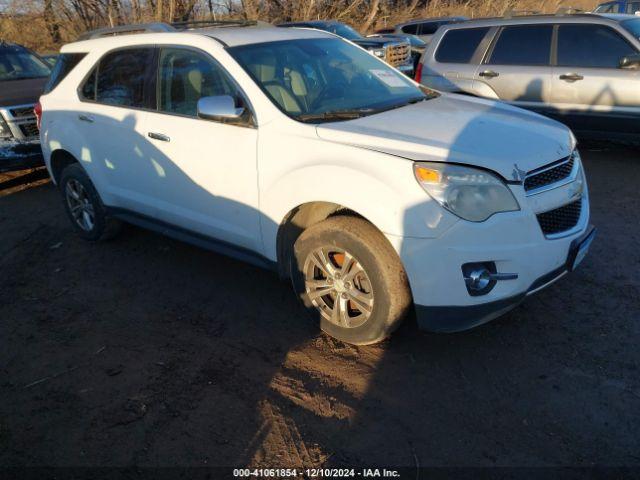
top-left (297, 108), bottom-right (376, 123)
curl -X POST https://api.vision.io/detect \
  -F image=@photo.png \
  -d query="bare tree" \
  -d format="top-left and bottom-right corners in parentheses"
top-left (362, 0), bottom-right (380, 31)
top-left (43, 0), bottom-right (62, 43)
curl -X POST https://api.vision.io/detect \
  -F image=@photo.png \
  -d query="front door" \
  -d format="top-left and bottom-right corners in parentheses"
top-left (143, 46), bottom-right (261, 253)
top-left (550, 23), bottom-right (640, 135)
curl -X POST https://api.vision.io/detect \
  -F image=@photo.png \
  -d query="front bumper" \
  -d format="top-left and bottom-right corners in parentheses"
top-left (387, 183), bottom-right (592, 332)
top-left (0, 140), bottom-right (43, 173)
top-left (414, 225), bottom-right (595, 332)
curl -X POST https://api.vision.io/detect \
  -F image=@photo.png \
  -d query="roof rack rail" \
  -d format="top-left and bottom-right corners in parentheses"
top-left (555, 6), bottom-right (585, 14)
top-left (502, 9), bottom-right (542, 18)
top-left (171, 19), bottom-right (259, 30)
top-left (78, 19), bottom-right (271, 40)
top-left (78, 22), bottom-right (175, 41)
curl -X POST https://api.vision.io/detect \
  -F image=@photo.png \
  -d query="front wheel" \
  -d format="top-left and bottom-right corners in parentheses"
top-left (291, 216), bottom-right (412, 345)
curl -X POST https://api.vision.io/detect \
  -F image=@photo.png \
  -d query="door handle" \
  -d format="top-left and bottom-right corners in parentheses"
top-left (479, 70), bottom-right (499, 78)
top-left (559, 73), bottom-right (584, 82)
top-left (78, 114), bottom-right (94, 123)
top-left (148, 132), bottom-right (170, 142)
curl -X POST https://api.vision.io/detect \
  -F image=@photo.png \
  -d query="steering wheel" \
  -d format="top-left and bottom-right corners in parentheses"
top-left (310, 81), bottom-right (348, 111)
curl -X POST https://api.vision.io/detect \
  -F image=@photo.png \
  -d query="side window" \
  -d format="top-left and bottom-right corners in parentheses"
top-left (158, 48), bottom-right (237, 117)
top-left (95, 48), bottom-right (154, 108)
top-left (435, 27), bottom-right (490, 64)
top-left (44, 53), bottom-right (86, 94)
top-left (401, 24), bottom-right (419, 35)
top-left (81, 68), bottom-right (97, 100)
top-left (488, 25), bottom-right (553, 66)
top-left (627, 2), bottom-right (640, 12)
top-left (420, 22), bottom-right (441, 35)
top-left (557, 24), bottom-right (637, 68)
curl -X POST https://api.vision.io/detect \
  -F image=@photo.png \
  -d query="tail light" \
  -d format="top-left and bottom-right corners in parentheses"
top-left (34, 100), bottom-right (43, 131)
top-left (414, 62), bottom-right (423, 83)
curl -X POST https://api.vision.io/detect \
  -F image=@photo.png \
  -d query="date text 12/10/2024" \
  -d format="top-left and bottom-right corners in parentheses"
top-left (233, 468), bottom-right (401, 478)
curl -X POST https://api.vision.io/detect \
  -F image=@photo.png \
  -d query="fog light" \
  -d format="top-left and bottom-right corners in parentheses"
top-left (462, 262), bottom-right (518, 297)
top-left (467, 268), bottom-right (492, 291)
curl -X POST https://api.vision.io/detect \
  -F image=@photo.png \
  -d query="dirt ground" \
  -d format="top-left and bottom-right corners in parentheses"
top-left (1, 146), bottom-right (639, 471)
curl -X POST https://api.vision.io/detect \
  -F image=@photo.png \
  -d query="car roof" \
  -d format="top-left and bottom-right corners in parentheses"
top-left (436, 12), bottom-right (634, 29)
top-left (62, 25), bottom-right (333, 52)
top-left (279, 20), bottom-right (344, 27)
top-left (597, 13), bottom-right (640, 19)
top-left (397, 16), bottom-right (468, 27)
top-left (201, 25), bottom-right (332, 46)
top-left (0, 41), bottom-right (27, 49)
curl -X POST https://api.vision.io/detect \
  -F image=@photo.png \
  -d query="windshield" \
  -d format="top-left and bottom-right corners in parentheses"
top-left (0, 46), bottom-right (51, 81)
top-left (622, 18), bottom-right (640, 39)
top-left (594, 2), bottom-right (620, 12)
top-left (321, 23), bottom-right (363, 41)
top-left (229, 38), bottom-right (432, 123)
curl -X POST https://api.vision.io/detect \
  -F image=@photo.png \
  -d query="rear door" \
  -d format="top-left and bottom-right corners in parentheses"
top-left (550, 23), bottom-right (640, 134)
top-left (76, 46), bottom-right (160, 217)
top-left (475, 24), bottom-right (554, 114)
top-left (422, 26), bottom-right (492, 92)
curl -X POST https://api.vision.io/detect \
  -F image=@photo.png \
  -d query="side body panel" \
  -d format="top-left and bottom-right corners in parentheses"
top-left (255, 119), bottom-right (459, 262)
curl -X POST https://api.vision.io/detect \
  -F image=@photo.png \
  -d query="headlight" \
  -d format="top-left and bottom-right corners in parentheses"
top-left (0, 116), bottom-right (13, 140)
top-left (414, 162), bottom-right (520, 222)
top-left (371, 48), bottom-right (385, 58)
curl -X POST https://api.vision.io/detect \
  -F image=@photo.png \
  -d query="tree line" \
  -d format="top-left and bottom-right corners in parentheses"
top-left (0, 0), bottom-right (596, 51)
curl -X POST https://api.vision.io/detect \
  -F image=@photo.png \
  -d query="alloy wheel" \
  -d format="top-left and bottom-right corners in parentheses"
top-left (65, 179), bottom-right (95, 232)
top-left (303, 247), bottom-right (374, 328)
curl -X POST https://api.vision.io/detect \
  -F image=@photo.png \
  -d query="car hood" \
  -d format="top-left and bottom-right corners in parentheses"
top-left (315, 94), bottom-right (574, 181)
top-left (352, 38), bottom-right (389, 48)
top-left (0, 77), bottom-right (48, 108)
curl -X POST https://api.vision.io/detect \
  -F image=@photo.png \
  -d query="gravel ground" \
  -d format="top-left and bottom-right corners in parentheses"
top-left (0, 147), bottom-right (638, 470)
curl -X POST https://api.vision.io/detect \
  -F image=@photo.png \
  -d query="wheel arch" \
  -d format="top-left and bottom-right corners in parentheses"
top-left (49, 149), bottom-right (81, 185)
top-left (275, 201), bottom-right (377, 280)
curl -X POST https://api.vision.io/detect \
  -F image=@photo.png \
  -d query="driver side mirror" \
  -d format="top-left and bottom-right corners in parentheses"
top-left (197, 95), bottom-right (245, 121)
top-left (619, 53), bottom-right (640, 69)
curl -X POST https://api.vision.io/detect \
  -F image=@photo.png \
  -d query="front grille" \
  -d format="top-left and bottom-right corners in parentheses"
top-left (19, 122), bottom-right (39, 138)
top-left (524, 155), bottom-right (574, 193)
top-left (10, 106), bottom-right (35, 119)
top-left (385, 43), bottom-right (411, 67)
top-left (537, 199), bottom-right (582, 236)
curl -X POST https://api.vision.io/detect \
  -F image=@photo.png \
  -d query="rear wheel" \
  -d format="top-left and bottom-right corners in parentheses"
top-left (59, 163), bottom-right (122, 241)
top-left (291, 216), bottom-right (412, 345)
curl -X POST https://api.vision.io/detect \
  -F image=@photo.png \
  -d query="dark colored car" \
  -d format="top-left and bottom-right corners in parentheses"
top-left (0, 41), bottom-right (50, 172)
top-left (367, 33), bottom-right (427, 70)
top-left (595, 0), bottom-right (640, 13)
top-left (277, 20), bottom-right (414, 75)
top-left (391, 16), bottom-right (468, 43)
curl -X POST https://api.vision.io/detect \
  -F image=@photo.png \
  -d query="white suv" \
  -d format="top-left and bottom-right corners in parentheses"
top-left (39, 22), bottom-right (595, 345)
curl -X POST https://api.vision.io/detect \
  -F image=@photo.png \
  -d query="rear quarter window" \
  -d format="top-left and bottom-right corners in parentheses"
top-left (435, 27), bottom-right (490, 63)
top-left (44, 53), bottom-right (86, 94)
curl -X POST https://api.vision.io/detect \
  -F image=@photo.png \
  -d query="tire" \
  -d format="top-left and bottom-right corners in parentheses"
top-left (59, 163), bottom-right (122, 241)
top-left (291, 215), bottom-right (412, 345)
